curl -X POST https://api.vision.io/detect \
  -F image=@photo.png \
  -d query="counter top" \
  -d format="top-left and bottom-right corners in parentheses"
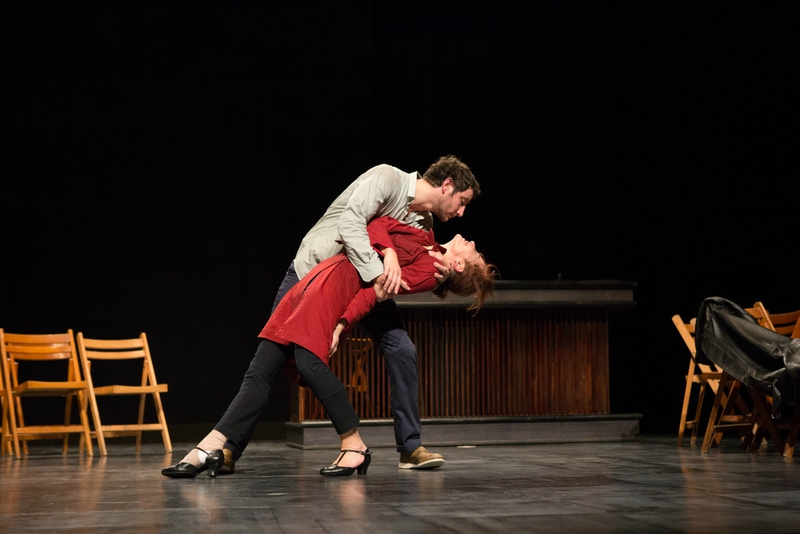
top-left (394, 280), bottom-right (637, 309)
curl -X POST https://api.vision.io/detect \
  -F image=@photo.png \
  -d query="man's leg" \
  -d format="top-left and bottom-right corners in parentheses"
top-left (359, 300), bottom-right (443, 468)
top-left (271, 262), bottom-right (300, 314)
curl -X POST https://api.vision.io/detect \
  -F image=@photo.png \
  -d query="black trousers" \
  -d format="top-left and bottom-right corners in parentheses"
top-left (215, 338), bottom-right (359, 457)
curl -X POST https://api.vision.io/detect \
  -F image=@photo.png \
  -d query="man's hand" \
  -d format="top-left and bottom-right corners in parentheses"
top-left (381, 248), bottom-right (410, 295)
top-left (429, 250), bottom-right (451, 282)
top-left (329, 320), bottom-right (347, 357)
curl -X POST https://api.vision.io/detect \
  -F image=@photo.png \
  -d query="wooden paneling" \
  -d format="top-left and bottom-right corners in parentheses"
top-left (293, 307), bottom-right (610, 422)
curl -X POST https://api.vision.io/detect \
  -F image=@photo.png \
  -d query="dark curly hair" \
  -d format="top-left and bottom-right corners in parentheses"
top-left (422, 155), bottom-right (481, 197)
top-left (433, 254), bottom-right (498, 314)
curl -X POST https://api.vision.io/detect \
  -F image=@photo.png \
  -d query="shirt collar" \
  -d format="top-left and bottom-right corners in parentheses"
top-left (407, 171), bottom-right (420, 203)
top-left (407, 172), bottom-right (433, 230)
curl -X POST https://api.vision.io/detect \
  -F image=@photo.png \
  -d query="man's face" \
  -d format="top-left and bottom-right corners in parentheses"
top-left (432, 180), bottom-right (474, 222)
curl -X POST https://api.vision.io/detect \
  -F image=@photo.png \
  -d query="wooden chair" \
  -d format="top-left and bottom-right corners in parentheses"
top-left (702, 303), bottom-right (799, 455)
top-left (699, 305), bottom-right (770, 453)
top-left (674, 315), bottom-right (722, 446)
top-left (77, 332), bottom-right (171, 456)
top-left (743, 302), bottom-right (800, 457)
top-left (0, 329), bottom-right (93, 458)
top-left (674, 314), bottom-right (754, 447)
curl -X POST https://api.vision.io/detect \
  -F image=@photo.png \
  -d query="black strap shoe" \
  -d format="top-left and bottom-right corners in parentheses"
top-left (161, 447), bottom-right (210, 478)
top-left (319, 449), bottom-right (371, 477)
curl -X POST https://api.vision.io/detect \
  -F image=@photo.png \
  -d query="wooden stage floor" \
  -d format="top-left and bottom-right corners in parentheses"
top-left (2, 435), bottom-right (800, 533)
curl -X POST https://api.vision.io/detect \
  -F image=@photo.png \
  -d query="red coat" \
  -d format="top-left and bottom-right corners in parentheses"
top-left (259, 217), bottom-right (443, 380)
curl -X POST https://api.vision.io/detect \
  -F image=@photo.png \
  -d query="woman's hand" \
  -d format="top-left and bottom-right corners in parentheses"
top-left (373, 275), bottom-right (390, 302)
top-left (329, 320), bottom-right (348, 357)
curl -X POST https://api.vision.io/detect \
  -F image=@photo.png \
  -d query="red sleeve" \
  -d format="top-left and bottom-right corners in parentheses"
top-left (367, 216), bottom-right (394, 254)
top-left (341, 287), bottom-right (379, 332)
top-left (398, 255), bottom-right (439, 295)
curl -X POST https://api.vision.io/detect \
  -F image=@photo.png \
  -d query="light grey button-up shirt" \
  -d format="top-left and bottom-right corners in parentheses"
top-left (293, 164), bottom-right (433, 282)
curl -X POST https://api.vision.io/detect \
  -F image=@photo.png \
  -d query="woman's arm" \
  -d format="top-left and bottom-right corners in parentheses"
top-left (338, 253), bottom-right (438, 332)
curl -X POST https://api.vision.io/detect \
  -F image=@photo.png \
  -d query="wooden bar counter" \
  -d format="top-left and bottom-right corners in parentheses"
top-left (287, 280), bottom-right (640, 449)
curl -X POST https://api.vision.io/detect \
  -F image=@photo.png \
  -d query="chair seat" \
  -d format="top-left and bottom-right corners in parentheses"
top-left (15, 380), bottom-right (88, 396)
top-left (93, 384), bottom-right (168, 395)
top-left (15, 424), bottom-right (91, 436)
top-left (92, 423), bottom-right (165, 435)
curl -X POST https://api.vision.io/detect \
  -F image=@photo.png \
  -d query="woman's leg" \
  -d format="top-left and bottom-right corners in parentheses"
top-left (213, 339), bottom-right (292, 459)
top-left (293, 345), bottom-right (366, 467)
top-left (177, 429), bottom-right (227, 467)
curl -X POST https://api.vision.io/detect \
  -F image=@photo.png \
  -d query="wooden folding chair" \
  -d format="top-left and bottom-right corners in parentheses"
top-left (702, 303), bottom-right (799, 455)
top-left (674, 314), bottom-right (754, 447)
top-left (700, 370), bottom-right (760, 452)
top-left (77, 332), bottom-right (171, 456)
top-left (699, 305), bottom-right (772, 453)
top-left (0, 329), bottom-right (93, 458)
top-left (674, 315), bottom-right (722, 446)
top-left (746, 302), bottom-right (800, 457)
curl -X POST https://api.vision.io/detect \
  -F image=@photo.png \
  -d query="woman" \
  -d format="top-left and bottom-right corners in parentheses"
top-left (162, 216), bottom-right (496, 478)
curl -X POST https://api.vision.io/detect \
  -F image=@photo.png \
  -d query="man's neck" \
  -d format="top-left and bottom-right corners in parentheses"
top-left (409, 178), bottom-right (435, 212)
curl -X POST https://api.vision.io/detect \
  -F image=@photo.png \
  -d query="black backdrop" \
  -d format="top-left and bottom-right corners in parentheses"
top-left (2, 1), bottom-right (798, 434)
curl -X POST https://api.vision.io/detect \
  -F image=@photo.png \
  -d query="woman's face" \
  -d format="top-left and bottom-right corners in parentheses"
top-left (447, 234), bottom-right (484, 272)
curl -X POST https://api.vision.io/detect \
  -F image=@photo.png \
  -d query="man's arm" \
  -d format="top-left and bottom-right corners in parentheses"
top-left (337, 166), bottom-right (407, 293)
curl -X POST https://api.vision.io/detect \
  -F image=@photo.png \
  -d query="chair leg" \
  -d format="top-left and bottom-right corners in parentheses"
top-left (76, 391), bottom-right (94, 456)
top-left (135, 392), bottom-right (146, 452)
top-left (14, 396), bottom-right (28, 455)
top-left (153, 391), bottom-right (172, 453)
top-left (0, 397), bottom-right (8, 457)
top-left (678, 359), bottom-right (697, 446)
top-left (86, 391), bottom-right (106, 456)
top-left (690, 382), bottom-right (708, 445)
top-left (715, 381), bottom-right (745, 448)
top-left (63, 393), bottom-right (74, 454)
top-left (782, 406), bottom-right (800, 458)
top-left (748, 390), bottom-right (784, 454)
top-left (7, 394), bottom-right (22, 459)
top-left (702, 373), bottom-right (732, 453)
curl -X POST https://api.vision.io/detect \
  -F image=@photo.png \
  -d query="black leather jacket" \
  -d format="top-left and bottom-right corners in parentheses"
top-left (695, 296), bottom-right (800, 415)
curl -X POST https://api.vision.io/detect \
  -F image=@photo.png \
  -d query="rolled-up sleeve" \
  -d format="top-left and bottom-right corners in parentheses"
top-left (337, 166), bottom-right (398, 282)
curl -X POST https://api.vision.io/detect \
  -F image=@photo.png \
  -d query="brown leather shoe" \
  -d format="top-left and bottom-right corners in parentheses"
top-left (207, 448), bottom-right (236, 477)
top-left (219, 448), bottom-right (236, 475)
top-left (398, 446), bottom-right (444, 469)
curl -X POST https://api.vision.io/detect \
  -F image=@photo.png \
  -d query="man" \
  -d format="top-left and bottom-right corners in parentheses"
top-left (162, 155), bottom-right (480, 477)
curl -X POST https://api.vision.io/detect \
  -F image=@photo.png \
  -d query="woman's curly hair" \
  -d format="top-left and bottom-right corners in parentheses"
top-left (433, 254), bottom-right (499, 314)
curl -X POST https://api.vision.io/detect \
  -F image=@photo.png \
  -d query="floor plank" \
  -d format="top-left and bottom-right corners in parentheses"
top-left (2, 435), bottom-right (800, 533)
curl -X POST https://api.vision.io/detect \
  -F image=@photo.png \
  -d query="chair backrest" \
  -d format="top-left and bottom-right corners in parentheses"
top-left (752, 302), bottom-right (800, 338)
top-left (672, 315), bottom-right (717, 374)
top-left (1, 330), bottom-right (83, 386)
top-left (76, 333), bottom-right (157, 388)
top-left (78, 335), bottom-right (147, 362)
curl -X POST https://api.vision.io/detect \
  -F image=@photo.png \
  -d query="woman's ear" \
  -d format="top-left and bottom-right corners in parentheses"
top-left (453, 258), bottom-right (465, 273)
